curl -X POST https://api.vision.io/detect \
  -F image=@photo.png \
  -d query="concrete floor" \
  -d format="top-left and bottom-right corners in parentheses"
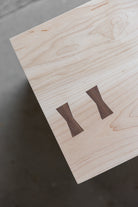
top-left (0, 0), bottom-right (138, 206)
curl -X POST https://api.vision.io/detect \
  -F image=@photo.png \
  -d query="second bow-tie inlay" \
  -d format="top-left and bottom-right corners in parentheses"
top-left (57, 103), bottom-right (84, 137)
top-left (86, 86), bottom-right (113, 119)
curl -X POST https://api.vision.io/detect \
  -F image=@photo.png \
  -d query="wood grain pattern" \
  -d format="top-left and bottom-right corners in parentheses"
top-left (57, 103), bottom-right (84, 137)
top-left (87, 86), bottom-right (113, 119)
top-left (10, 0), bottom-right (138, 184)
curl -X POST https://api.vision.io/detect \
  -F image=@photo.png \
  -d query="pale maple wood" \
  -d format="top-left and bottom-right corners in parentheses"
top-left (10, 0), bottom-right (138, 183)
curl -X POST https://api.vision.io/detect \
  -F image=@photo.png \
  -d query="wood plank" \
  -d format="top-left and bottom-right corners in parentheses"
top-left (10, 0), bottom-right (138, 183)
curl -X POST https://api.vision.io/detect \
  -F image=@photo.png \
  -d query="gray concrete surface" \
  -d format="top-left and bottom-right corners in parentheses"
top-left (0, 0), bottom-right (138, 206)
top-left (0, 0), bottom-right (40, 18)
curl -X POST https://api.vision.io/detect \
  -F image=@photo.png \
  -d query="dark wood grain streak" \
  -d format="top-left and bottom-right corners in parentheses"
top-left (57, 103), bottom-right (84, 137)
top-left (86, 86), bottom-right (113, 119)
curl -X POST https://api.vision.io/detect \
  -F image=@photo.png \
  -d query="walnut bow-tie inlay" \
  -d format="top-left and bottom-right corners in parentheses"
top-left (86, 86), bottom-right (113, 119)
top-left (57, 103), bottom-right (84, 137)
top-left (57, 86), bottom-right (113, 136)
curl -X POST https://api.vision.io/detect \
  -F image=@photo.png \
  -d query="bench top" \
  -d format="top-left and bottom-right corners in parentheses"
top-left (10, 0), bottom-right (138, 183)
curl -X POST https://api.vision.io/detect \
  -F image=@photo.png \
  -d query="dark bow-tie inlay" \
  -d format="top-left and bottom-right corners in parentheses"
top-left (86, 86), bottom-right (113, 120)
top-left (57, 103), bottom-right (84, 137)
top-left (57, 86), bottom-right (113, 137)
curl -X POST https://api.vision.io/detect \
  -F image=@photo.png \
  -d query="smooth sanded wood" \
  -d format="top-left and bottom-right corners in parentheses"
top-left (10, 0), bottom-right (138, 183)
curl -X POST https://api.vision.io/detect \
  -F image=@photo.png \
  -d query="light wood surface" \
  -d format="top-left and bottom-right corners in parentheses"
top-left (10, 0), bottom-right (138, 183)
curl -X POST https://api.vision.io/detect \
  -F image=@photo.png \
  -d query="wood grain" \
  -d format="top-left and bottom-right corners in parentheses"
top-left (10, 0), bottom-right (138, 183)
